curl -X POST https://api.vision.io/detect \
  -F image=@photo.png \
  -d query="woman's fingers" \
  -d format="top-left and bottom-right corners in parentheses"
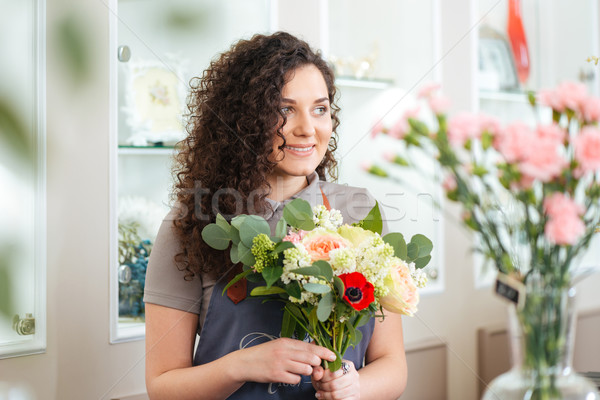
top-left (314, 360), bottom-right (360, 400)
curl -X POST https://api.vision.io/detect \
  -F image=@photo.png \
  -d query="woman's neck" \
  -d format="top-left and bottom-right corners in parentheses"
top-left (266, 174), bottom-right (309, 202)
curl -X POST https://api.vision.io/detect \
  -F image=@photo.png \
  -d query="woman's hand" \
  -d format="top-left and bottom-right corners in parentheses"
top-left (311, 360), bottom-right (360, 400)
top-left (235, 338), bottom-right (337, 385)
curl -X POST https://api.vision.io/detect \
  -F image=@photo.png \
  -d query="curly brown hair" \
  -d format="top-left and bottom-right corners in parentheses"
top-left (171, 31), bottom-right (341, 280)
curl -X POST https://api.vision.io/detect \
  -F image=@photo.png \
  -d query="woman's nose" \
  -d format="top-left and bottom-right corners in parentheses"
top-left (293, 111), bottom-right (316, 136)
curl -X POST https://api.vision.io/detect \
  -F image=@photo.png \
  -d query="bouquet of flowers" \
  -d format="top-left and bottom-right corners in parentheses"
top-left (368, 81), bottom-right (600, 399)
top-left (202, 198), bottom-right (431, 371)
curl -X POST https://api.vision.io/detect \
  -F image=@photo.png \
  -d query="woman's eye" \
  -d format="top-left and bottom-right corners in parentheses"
top-left (314, 106), bottom-right (328, 115)
top-left (280, 106), bottom-right (293, 115)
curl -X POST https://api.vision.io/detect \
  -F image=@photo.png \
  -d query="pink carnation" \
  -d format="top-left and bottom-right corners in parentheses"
top-left (543, 193), bottom-right (584, 219)
top-left (371, 120), bottom-right (385, 138)
top-left (442, 175), bottom-right (457, 192)
top-left (417, 82), bottom-right (442, 99)
top-left (581, 96), bottom-right (600, 122)
top-left (536, 123), bottom-right (566, 143)
top-left (447, 112), bottom-right (481, 146)
top-left (574, 126), bottom-right (600, 173)
top-left (518, 137), bottom-right (568, 182)
top-left (389, 106), bottom-right (421, 139)
top-left (478, 113), bottom-right (502, 136)
top-left (545, 214), bottom-right (585, 245)
top-left (538, 81), bottom-right (587, 113)
top-left (494, 122), bottom-right (535, 163)
top-left (428, 95), bottom-right (451, 115)
top-left (282, 230), bottom-right (307, 244)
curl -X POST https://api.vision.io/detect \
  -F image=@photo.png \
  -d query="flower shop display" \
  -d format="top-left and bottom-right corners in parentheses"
top-left (369, 81), bottom-right (600, 399)
top-left (118, 221), bottom-right (152, 319)
top-left (202, 199), bottom-right (431, 371)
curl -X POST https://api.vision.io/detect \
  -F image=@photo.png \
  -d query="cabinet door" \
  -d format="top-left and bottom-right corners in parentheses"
top-left (0, 0), bottom-right (46, 358)
top-left (110, 0), bottom-right (272, 342)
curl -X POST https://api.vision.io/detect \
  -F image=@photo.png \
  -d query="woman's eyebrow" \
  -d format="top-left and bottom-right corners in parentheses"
top-left (281, 97), bottom-right (330, 104)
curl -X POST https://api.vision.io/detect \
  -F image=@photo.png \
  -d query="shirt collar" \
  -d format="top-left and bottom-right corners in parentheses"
top-left (264, 172), bottom-right (321, 218)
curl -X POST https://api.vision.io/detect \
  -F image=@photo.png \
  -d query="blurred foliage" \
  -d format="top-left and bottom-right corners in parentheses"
top-left (0, 98), bottom-right (32, 163)
top-left (165, 7), bottom-right (209, 32)
top-left (55, 14), bottom-right (91, 85)
top-left (0, 250), bottom-right (14, 319)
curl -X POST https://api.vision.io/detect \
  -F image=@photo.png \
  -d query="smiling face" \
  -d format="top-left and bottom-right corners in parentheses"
top-left (269, 64), bottom-right (333, 182)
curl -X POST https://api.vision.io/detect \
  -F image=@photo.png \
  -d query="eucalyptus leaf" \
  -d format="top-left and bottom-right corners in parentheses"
top-left (230, 244), bottom-right (240, 264)
top-left (317, 292), bottom-right (333, 322)
top-left (250, 286), bottom-right (286, 296)
top-left (312, 260), bottom-right (333, 281)
top-left (239, 215), bottom-right (271, 248)
top-left (359, 201), bottom-right (382, 234)
top-left (231, 215), bottom-right (248, 230)
top-left (283, 198), bottom-right (315, 231)
top-left (383, 232), bottom-right (407, 260)
top-left (351, 327), bottom-right (363, 347)
top-left (262, 265), bottom-right (283, 288)
top-left (273, 241), bottom-right (295, 254)
top-left (414, 255), bottom-right (432, 269)
top-left (333, 276), bottom-right (345, 299)
top-left (215, 214), bottom-right (232, 235)
top-left (237, 242), bottom-right (256, 266)
top-left (303, 283), bottom-right (331, 294)
top-left (275, 217), bottom-right (288, 240)
top-left (201, 224), bottom-right (231, 250)
top-left (230, 227), bottom-right (240, 245)
top-left (407, 234), bottom-right (433, 261)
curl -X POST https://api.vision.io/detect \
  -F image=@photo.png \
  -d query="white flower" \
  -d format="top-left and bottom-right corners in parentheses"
top-left (312, 205), bottom-right (344, 230)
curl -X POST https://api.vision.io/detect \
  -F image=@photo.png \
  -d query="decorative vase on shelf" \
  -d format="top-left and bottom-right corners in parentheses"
top-left (483, 276), bottom-right (600, 400)
top-left (507, 0), bottom-right (530, 85)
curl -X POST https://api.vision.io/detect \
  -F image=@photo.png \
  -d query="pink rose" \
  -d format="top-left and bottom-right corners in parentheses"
top-left (574, 126), bottom-right (600, 173)
top-left (543, 193), bottom-right (584, 219)
top-left (494, 121), bottom-right (535, 163)
top-left (447, 112), bottom-right (481, 146)
top-left (282, 230), bottom-right (307, 244)
top-left (380, 260), bottom-right (419, 316)
top-left (302, 232), bottom-right (349, 262)
top-left (519, 137), bottom-right (568, 182)
top-left (417, 82), bottom-right (442, 99)
top-left (581, 96), bottom-right (600, 122)
top-left (545, 214), bottom-right (585, 245)
top-left (428, 95), bottom-right (451, 115)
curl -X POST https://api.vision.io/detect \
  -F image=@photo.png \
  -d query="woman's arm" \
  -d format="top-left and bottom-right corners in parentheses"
top-left (311, 312), bottom-right (407, 400)
top-left (145, 303), bottom-right (339, 400)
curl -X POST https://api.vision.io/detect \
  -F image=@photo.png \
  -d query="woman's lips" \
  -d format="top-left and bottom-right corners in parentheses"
top-left (283, 144), bottom-right (315, 157)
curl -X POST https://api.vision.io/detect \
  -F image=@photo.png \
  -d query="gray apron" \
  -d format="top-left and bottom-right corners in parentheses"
top-left (193, 279), bottom-right (375, 399)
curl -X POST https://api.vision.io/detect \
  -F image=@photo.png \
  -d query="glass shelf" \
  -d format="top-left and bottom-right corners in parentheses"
top-left (335, 76), bottom-right (394, 89)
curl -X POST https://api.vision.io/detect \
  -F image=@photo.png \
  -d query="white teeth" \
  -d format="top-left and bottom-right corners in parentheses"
top-left (285, 145), bottom-right (313, 152)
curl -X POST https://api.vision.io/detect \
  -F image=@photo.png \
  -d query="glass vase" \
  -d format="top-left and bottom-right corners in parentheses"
top-left (482, 284), bottom-right (600, 400)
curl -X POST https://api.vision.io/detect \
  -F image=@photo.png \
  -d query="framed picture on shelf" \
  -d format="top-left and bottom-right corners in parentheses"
top-left (122, 58), bottom-right (187, 147)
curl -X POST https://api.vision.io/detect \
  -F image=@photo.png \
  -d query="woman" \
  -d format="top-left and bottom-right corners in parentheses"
top-left (143, 31), bottom-right (407, 399)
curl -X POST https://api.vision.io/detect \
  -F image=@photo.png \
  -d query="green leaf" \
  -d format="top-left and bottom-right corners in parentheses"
top-left (408, 118), bottom-right (429, 136)
top-left (221, 268), bottom-right (253, 295)
top-left (215, 214), bottom-right (232, 235)
top-left (231, 215), bottom-right (248, 230)
top-left (409, 234), bottom-right (433, 258)
top-left (414, 255), bottom-right (432, 269)
top-left (262, 264), bottom-right (283, 288)
top-left (230, 227), bottom-right (240, 245)
top-left (281, 309), bottom-right (296, 338)
top-left (333, 276), bottom-right (345, 299)
top-left (359, 201), bottom-right (382, 234)
top-left (383, 232), bottom-right (407, 260)
top-left (351, 326), bottom-right (363, 347)
top-left (237, 242), bottom-right (256, 266)
top-left (303, 283), bottom-right (331, 294)
top-left (239, 215), bottom-right (271, 248)
top-left (230, 244), bottom-right (240, 264)
top-left (201, 224), bottom-right (231, 250)
top-left (283, 198), bottom-right (315, 231)
top-left (285, 281), bottom-right (302, 299)
top-left (317, 292), bottom-right (333, 322)
top-left (327, 351), bottom-right (343, 372)
top-left (275, 217), bottom-right (288, 240)
top-left (312, 260), bottom-right (333, 281)
top-left (273, 241), bottom-right (295, 254)
top-left (250, 286), bottom-right (286, 296)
